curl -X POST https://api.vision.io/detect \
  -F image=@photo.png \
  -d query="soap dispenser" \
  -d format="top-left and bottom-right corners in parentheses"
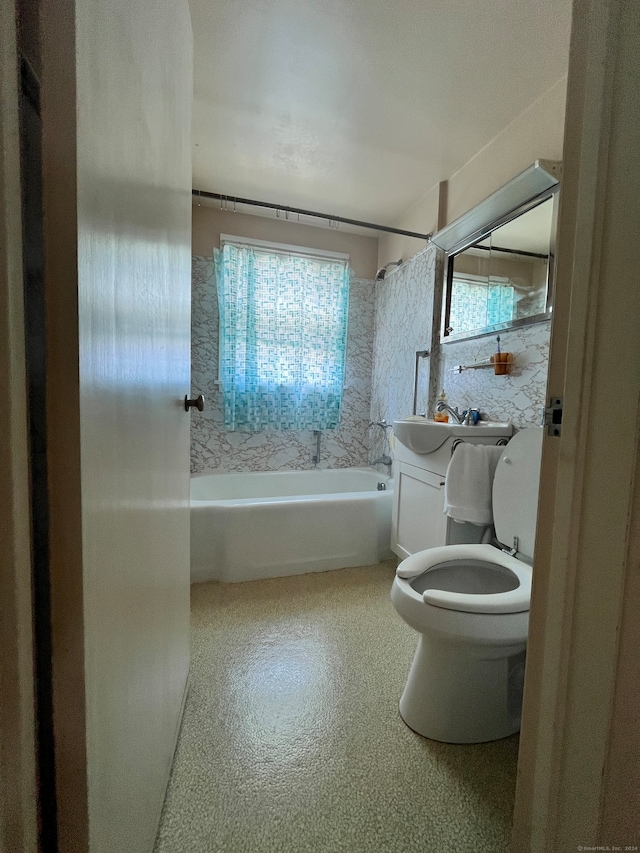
top-left (434, 390), bottom-right (449, 423)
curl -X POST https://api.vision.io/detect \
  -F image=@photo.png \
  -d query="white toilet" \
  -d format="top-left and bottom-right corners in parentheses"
top-left (390, 427), bottom-right (543, 744)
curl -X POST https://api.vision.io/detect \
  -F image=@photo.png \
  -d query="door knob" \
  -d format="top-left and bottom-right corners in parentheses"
top-left (184, 394), bottom-right (205, 412)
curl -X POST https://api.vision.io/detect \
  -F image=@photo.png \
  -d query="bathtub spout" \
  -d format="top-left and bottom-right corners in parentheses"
top-left (373, 455), bottom-right (392, 466)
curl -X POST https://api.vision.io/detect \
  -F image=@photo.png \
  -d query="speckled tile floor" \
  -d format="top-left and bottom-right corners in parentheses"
top-left (155, 561), bottom-right (519, 853)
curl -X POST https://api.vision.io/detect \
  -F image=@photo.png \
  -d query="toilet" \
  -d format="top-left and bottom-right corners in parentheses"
top-left (390, 427), bottom-right (543, 744)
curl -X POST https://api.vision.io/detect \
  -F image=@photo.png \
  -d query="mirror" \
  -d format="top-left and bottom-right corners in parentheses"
top-left (443, 187), bottom-right (559, 342)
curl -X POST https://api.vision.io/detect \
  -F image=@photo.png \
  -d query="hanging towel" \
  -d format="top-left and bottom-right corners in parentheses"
top-left (443, 443), bottom-right (505, 525)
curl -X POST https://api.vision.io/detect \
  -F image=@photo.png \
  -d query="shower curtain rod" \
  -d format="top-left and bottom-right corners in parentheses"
top-left (192, 189), bottom-right (433, 241)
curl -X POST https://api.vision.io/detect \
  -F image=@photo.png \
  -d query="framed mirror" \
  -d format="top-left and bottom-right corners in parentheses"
top-left (432, 161), bottom-right (561, 343)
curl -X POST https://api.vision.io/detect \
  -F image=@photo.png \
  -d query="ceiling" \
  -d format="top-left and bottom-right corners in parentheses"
top-left (190, 0), bottom-right (572, 226)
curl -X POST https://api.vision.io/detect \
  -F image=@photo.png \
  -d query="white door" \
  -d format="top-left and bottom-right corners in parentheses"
top-left (41, 0), bottom-right (193, 850)
top-left (512, 0), bottom-right (640, 848)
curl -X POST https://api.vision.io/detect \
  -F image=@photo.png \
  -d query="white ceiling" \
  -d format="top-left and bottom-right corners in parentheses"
top-left (190, 0), bottom-right (572, 226)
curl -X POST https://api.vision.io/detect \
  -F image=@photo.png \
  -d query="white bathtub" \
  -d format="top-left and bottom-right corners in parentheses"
top-left (191, 467), bottom-right (394, 583)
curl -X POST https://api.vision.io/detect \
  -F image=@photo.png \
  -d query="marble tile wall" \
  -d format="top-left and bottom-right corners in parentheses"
top-left (369, 246), bottom-right (443, 466)
top-left (433, 321), bottom-right (551, 428)
top-left (190, 256), bottom-right (376, 473)
top-left (368, 244), bottom-right (550, 468)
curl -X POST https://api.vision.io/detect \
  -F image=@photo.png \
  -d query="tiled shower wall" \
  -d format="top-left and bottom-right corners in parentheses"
top-left (369, 246), bottom-right (443, 465)
top-left (190, 256), bottom-right (375, 473)
top-left (433, 321), bottom-right (551, 427)
top-left (192, 245), bottom-right (551, 475)
top-left (368, 245), bottom-right (551, 464)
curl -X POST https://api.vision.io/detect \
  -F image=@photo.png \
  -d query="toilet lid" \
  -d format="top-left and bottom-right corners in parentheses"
top-left (492, 427), bottom-right (543, 560)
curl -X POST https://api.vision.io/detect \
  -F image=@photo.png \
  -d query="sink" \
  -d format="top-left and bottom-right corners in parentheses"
top-left (392, 417), bottom-right (513, 455)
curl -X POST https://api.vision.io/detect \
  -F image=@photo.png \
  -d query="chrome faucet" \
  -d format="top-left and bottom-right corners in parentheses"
top-left (435, 400), bottom-right (464, 425)
top-left (373, 455), bottom-right (392, 466)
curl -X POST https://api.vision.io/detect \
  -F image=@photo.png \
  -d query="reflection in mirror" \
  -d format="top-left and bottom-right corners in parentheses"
top-left (445, 192), bottom-right (557, 341)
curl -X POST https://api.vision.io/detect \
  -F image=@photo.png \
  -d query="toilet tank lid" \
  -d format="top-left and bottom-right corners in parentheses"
top-left (492, 427), bottom-right (543, 561)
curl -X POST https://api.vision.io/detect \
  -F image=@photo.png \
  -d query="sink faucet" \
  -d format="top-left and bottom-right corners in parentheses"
top-left (435, 400), bottom-right (464, 425)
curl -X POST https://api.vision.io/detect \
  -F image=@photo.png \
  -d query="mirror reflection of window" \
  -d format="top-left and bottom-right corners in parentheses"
top-left (449, 274), bottom-right (515, 334)
top-left (447, 195), bottom-right (555, 339)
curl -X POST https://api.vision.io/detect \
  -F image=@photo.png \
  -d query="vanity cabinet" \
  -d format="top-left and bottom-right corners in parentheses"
top-left (392, 462), bottom-right (448, 560)
top-left (391, 439), bottom-right (451, 560)
top-left (390, 427), bottom-right (512, 561)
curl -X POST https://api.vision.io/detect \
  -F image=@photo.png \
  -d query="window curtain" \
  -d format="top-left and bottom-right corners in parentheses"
top-left (450, 277), bottom-right (515, 333)
top-left (214, 244), bottom-right (350, 431)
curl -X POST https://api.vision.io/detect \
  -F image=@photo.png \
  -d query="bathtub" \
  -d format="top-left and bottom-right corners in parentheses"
top-left (190, 467), bottom-right (394, 583)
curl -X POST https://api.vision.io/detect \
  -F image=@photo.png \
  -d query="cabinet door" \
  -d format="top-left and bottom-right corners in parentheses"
top-left (392, 462), bottom-right (448, 560)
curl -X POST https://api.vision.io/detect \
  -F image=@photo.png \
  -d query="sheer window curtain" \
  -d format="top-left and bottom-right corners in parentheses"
top-left (214, 244), bottom-right (350, 431)
top-left (450, 276), bottom-right (516, 334)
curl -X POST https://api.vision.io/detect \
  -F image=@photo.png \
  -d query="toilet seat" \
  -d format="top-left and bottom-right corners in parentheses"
top-left (397, 543), bottom-right (531, 615)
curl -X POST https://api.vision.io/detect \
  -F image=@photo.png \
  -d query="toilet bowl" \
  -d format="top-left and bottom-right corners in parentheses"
top-left (390, 427), bottom-right (543, 743)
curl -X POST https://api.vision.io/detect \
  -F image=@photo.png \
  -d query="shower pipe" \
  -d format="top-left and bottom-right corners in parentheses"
top-left (192, 189), bottom-right (433, 241)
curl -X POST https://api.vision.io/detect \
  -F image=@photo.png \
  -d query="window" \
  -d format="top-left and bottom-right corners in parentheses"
top-left (214, 239), bottom-right (350, 431)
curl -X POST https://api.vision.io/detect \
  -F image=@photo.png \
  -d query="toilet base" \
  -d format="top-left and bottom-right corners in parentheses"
top-left (399, 635), bottom-right (526, 743)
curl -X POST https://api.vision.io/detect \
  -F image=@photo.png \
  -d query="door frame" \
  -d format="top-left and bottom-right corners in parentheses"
top-left (512, 0), bottom-right (640, 847)
top-left (0, 0), bottom-right (39, 850)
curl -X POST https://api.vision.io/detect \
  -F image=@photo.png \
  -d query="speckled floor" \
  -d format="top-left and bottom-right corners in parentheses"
top-left (155, 561), bottom-right (519, 853)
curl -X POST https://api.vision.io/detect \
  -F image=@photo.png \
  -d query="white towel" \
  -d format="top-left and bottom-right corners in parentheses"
top-left (443, 443), bottom-right (505, 525)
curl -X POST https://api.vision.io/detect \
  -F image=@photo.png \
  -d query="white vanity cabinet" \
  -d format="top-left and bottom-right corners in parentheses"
top-left (390, 421), bottom-right (514, 561)
top-left (391, 441), bottom-right (450, 561)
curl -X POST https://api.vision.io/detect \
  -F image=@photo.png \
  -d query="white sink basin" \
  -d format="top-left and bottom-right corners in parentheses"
top-left (393, 417), bottom-right (513, 455)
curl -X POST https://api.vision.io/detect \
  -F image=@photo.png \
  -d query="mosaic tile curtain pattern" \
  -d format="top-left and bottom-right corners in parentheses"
top-left (215, 244), bottom-right (350, 431)
top-left (449, 277), bottom-right (515, 334)
top-left (191, 256), bottom-right (375, 474)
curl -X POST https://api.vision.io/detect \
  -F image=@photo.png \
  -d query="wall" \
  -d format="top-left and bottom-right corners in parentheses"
top-left (370, 78), bottom-right (565, 434)
top-left (378, 76), bottom-right (567, 267)
top-left (433, 322), bottom-right (551, 427)
top-left (369, 249), bottom-right (549, 450)
top-left (191, 256), bottom-right (375, 473)
top-left (369, 246), bottom-right (443, 464)
top-left (193, 203), bottom-right (379, 280)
